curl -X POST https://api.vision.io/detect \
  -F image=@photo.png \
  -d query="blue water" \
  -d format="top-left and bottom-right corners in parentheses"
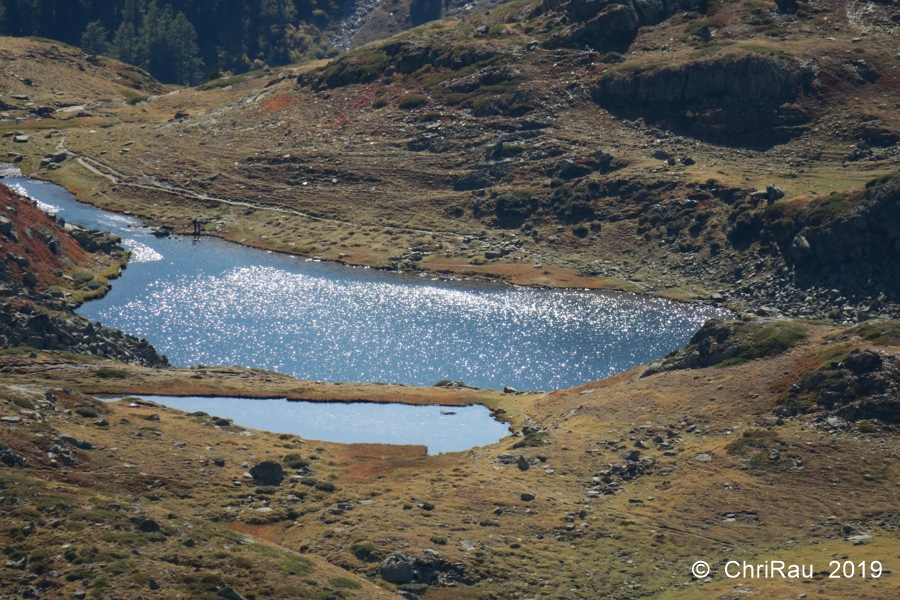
top-left (4, 177), bottom-right (729, 390)
top-left (107, 395), bottom-right (509, 454)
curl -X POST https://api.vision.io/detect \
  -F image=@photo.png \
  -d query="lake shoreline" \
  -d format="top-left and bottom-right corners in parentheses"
top-left (20, 159), bottom-right (726, 306)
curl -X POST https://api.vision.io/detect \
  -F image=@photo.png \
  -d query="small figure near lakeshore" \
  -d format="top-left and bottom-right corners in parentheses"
top-left (192, 219), bottom-right (203, 235)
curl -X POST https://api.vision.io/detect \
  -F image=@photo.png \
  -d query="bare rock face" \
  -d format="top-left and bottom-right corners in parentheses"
top-left (594, 54), bottom-right (800, 107)
top-left (592, 54), bottom-right (807, 134)
top-left (787, 175), bottom-right (900, 270)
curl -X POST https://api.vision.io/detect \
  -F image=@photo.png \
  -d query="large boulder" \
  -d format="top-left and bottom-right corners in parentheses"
top-left (249, 461), bottom-right (284, 486)
top-left (380, 554), bottom-right (417, 584)
top-left (379, 552), bottom-right (461, 585)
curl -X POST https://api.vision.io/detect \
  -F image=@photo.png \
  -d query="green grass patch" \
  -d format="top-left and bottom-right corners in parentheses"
top-left (121, 90), bottom-right (150, 105)
top-left (11, 507), bottom-right (43, 521)
top-left (601, 61), bottom-right (670, 81)
top-left (805, 192), bottom-right (859, 226)
top-left (283, 453), bottom-right (308, 469)
top-left (75, 406), bottom-right (99, 418)
top-left (279, 553), bottom-right (315, 576)
top-left (27, 36), bottom-right (77, 48)
top-left (596, 52), bottom-right (623, 64)
top-left (853, 321), bottom-right (900, 346)
top-left (11, 396), bottom-right (35, 410)
top-left (691, 41), bottom-right (736, 58)
top-left (717, 321), bottom-right (809, 367)
top-left (351, 541), bottom-right (374, 555)
top-left (725, 429), bottom-right (783, 455)
top-left (104, 561), bottom-right (132, 574)
top-left (747, 450), bottom-right (774, 469)
top-left (314, 481), bottom-right (335, 492)
top-left (65, 569), bottom-right (96, 581)
top-left (741, 45), bottom-right (793, 59)
top-left (197, 74), bottom-right (248, 90)
top-left (398, 94), bottom-right (428, 109)
top-left (512, 431), bottom-right (548, 448)
top-left (318, 48), bottom-right (389, 88)
top-left (70, 509), bottom-right (121, 522)
top-left (329, 577), bottom-right (361, 589)
top-left (95, 367), bottom-right (129, 379)
top-left (500, 143), bottom-right (524, 156)
top-left (683, 18), bottom-right (720, 37)
top-left (99, 532), bottom-right (149, 545)
top-left (857, 420), bottom-right (878, 433)
top-left (745, 321), bottom-right (808, 358)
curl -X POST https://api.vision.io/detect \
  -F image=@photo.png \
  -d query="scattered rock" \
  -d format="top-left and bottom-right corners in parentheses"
top-left (138, 519), bottom-right (160, 533)
top-left (0, 442), bottom-right (27, 467)
top-left (217, 587), bottom-right (244, 600)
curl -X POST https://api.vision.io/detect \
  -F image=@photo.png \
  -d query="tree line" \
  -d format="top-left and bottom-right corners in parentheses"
top-left (0, 0), bottom-right (339, 85)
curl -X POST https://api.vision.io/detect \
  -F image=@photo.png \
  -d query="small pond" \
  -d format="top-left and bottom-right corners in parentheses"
top-left (108, 395), bottom-right (510, 454)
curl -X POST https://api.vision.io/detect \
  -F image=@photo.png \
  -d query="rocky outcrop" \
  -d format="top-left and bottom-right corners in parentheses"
top-left (0, 302), bottom-right (169, 367)
top-left (591, 54), bottom-right (807, 134)
top-left (786, 176), bottom-right (900, 270)
top-left (380, 552), bottom-right (476, 586)
top-left (642, 318), bottom-right (743, 375)
top-left (0, 442), bottom-right (27, 467)
top-left (306, 41), bottom-right (500, 88)
top-left (781, 349), bottom-right (900, 423)
top-left (64, 224), bottom-right (122, 253)
top-left (544, 2), bottom-right (641, 50)
top-left (539, 0), bottom-right (705, 50)
top-left (594, 55), bottom-right (800, 108)
top-left (643, 318), bottom-right (809, 376)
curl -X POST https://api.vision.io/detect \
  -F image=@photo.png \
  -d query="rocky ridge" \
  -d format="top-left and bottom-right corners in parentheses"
top-left (0, 176), bottom-right (168, 366)
top-left (0, 301), bottom-right (169, 367)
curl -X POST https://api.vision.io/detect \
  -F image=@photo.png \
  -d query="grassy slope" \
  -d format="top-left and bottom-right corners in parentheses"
top-left (1, 0), bottom-right (897, 305)
top-left (2, 321), bottom-right (900, 599)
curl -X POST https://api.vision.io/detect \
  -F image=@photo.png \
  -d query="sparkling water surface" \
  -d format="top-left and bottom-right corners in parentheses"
top-left (5, 178), bottom-right (730, 390)
top-left (107, 395), bottom-right (509, 454)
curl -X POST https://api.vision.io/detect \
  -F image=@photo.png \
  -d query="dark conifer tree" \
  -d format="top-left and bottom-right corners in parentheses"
top-left (81, 20), bottom-right (110, 55)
